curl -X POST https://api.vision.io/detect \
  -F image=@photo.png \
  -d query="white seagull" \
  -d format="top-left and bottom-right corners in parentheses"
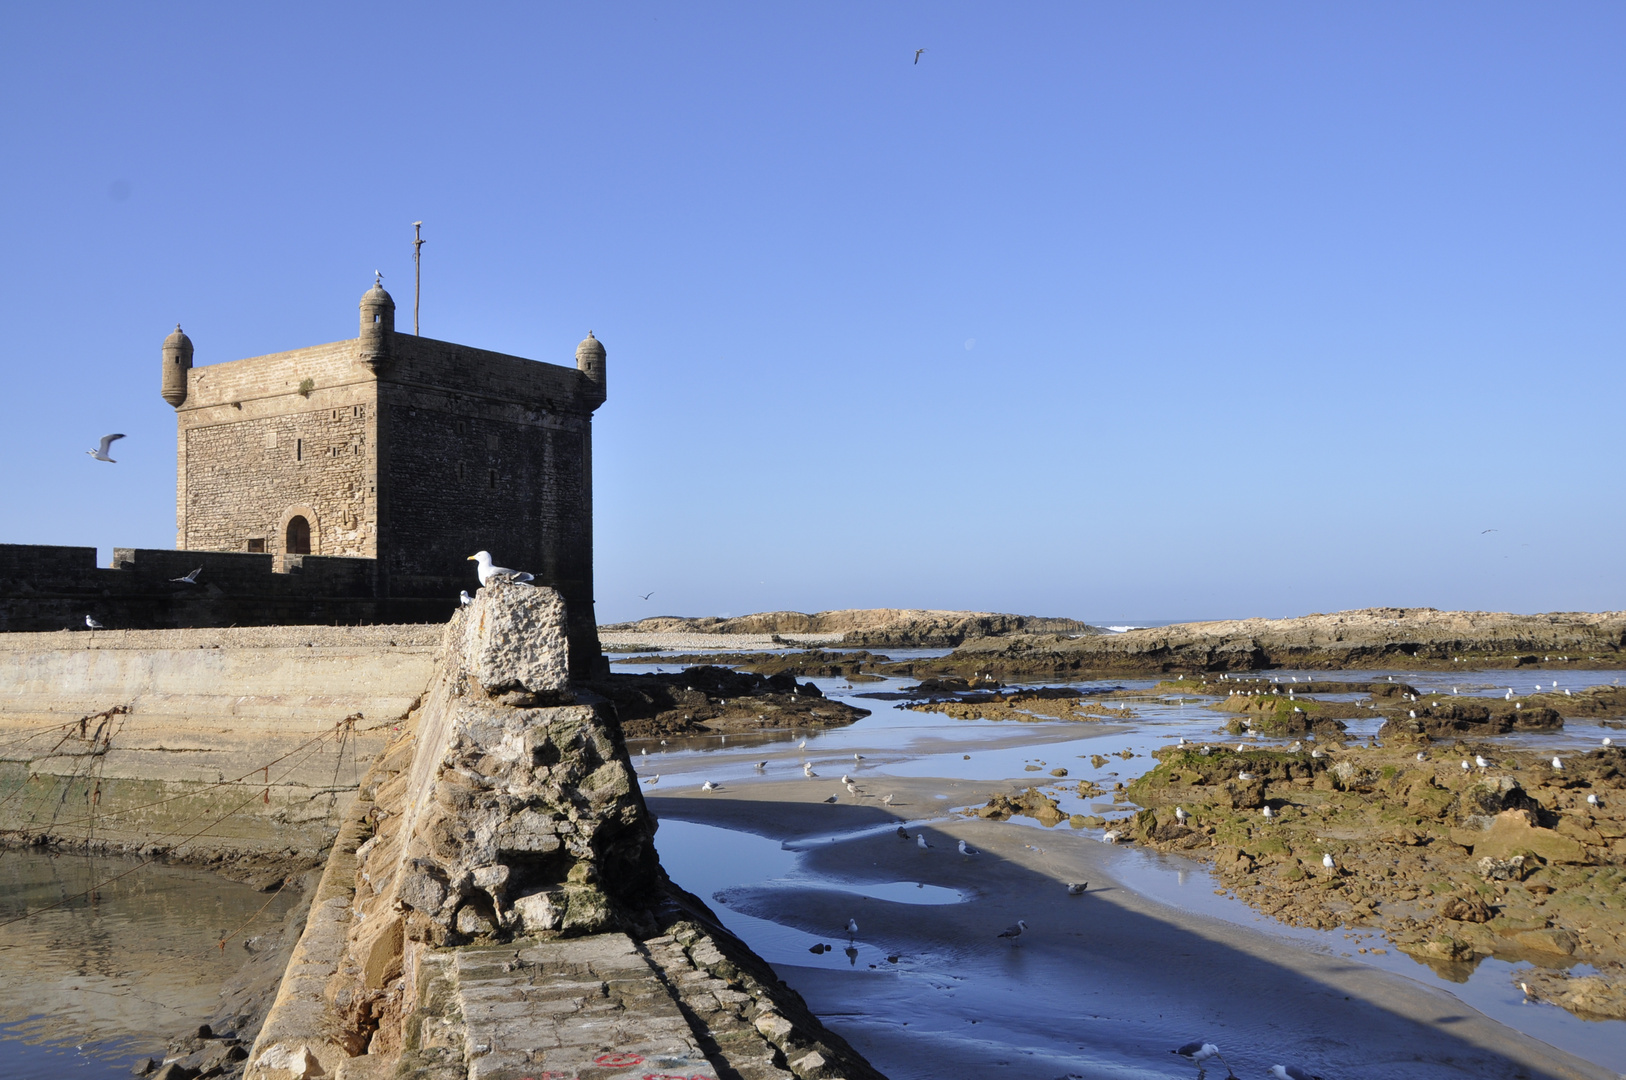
top-left (169, 568), bottom-right (202, 584)
top-left (1322, 852), bottom-right (1335, 870)
top-left (1171, 1042), bottom-right (1228, 1072)
top-left (1586, 793), bottom-right (1600, 806)
top-left (466, 551), bottom-right (534, 586)
top-left (85, 615), bottom-right (104, 630)
top-left (459, 590), bottom-right (473, 606)
top-left (1461, 760), bottom-right (1472, 772)
top-left (1272, 1067), bottom-right (1322, 1080)
top-left (1261, 806), bottom-right (1274, 819)
top-left (846, 917), bottom-right (858, 939)
top-left (1066, 882), bottom-right (1088, 895)
top-left (997, 919), bottom-right (1027, 944)
top-left (86, 433), bottom-right (125, 462)
top-left (701, 780), bottom-right (717, 792)
top-left (916, 834), bottom-right (933, 849)
top-left (1174, 806), bottom-right (1187, 823)
top-left (957, 839), bottom-right (980, 856)
top-left (1476, 755), bottom-right (1491, 769)
top-left (1552, 757), bottom-right (1564, 770)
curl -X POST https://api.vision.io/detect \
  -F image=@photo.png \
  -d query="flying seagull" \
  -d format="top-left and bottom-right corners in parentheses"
top-left (914, 47), bottom-right (927, 64)
top-left (639, 591), bottom-right (655, 600)
top-left (467, 551), bottom-right (533, 586)
top-left (169, 568), bottom-right (202, 585)
top-left (997, 919), bottom-right (1027, 945)
top-left (87, 434), bottom-right (125, 463)
top-left (1481, 528), bottom-right (1497, 534)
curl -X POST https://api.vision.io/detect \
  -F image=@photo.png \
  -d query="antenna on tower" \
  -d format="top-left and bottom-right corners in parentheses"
top-left (412, 221), bottom-right (425, 336)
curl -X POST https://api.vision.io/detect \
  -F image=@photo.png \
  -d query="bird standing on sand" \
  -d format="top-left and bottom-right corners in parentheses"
top-left (1272, 1066), bottom-right (1321, 1080)
top-left (823, 795), bottom-right (838, 803)
top-left (916, 834), bottom-right (932, 849)
top-left (1066, 882), bottom-right (1088, 895)
top-left (958, 840), bottom-right (980, 856)
top-left (1586, 793), bottom-right (1600, 806)
top-left (467, 551), bottom-right (533, 586)
top-left (86, 433), bottom-right (125, 462)
top-left (701, 780), bottom-right (717, 792)
top-left (1476, 755), bottom-right (1491, 769)
top-left (1552, 757), bottom-right (1565, 770)
top-left (997, 919), bottom-right (1027, 945)
top-left (85, 615), bottom-right (104, 630)
top-left (1322, 852), bottom-right (1335, 871)
top-left (459, 590), bottom-right (473, 606)
top-left (1171, 1042), bottom-right (1231, 1075)
top-left (896, 826), bottom-right (911, 840)
top-left (169, 568), bottom-right (202, 585)
top-left (1261, 806), bottom-right (1274, 819)
top-left (881, 794), bottom-right (894, 805)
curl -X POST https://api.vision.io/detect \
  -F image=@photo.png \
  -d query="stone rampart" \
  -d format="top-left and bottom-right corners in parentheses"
top-left (248, 583), bottom-right (883, 1080)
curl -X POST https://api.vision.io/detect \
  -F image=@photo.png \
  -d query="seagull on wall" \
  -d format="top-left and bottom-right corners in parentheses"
top-left (86, 434), bottom-right (125, 462)
top-left (459, 591), bottom-right (473, 606)
top-left (467, 551), bottom-right (534, 586)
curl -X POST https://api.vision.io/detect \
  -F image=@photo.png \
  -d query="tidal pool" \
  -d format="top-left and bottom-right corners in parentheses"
top-left (0, 851), bottom-right (299, 1080)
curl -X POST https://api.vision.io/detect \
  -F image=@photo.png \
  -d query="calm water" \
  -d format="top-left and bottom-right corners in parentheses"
top-left (0, 851), bottom-right (299, 1080)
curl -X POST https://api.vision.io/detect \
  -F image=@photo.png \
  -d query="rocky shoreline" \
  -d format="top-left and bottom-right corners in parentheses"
top-left (956, 677), bottom-right (1626, 1022)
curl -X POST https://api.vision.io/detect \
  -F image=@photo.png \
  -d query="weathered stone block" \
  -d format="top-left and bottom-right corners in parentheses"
top-left (461, 582), bottom-right (570, 705)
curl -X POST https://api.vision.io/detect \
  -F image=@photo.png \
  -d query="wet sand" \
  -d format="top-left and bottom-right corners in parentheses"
top-left (631, 670), bottom-right (1626, 1080)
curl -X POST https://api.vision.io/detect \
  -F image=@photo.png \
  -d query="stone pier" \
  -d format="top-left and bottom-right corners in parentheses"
top-left (246, 583), bottom-right (884, 1080)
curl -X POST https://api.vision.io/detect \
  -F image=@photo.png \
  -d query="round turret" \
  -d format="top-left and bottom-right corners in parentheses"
top-left (161, 324), bottom-right (193, 407)
top-left (576, 331), bottom-right (606, 406)
top-left (358, 277), bottom-right (395, 373)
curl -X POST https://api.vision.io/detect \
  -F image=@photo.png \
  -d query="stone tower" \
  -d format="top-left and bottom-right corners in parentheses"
top-left (160, 283), bottom-right (607, 674)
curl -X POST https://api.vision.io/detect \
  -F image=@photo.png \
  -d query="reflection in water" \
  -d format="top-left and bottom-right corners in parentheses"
top-left (0, 850), bottom-right (298, 1079)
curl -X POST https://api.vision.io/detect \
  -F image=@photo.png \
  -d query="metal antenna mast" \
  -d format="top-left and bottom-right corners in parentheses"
top-left (412, 221), bottom-right (425, 335)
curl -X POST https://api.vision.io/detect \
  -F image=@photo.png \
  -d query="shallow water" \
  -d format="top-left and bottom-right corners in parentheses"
top-left (0, 851), bottom-right (298, 1079)
top-left (644, 668), bottom-right (1626, 1077)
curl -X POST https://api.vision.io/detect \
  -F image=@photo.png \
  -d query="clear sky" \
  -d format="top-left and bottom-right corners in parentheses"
top-left (1, 3), bottom-right (1621, 625)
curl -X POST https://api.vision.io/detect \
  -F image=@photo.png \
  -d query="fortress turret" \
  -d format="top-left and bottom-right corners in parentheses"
top-left (358, 278), bottom-right (395, 373)
top-left (576, 331), bottom-right (606, 408)
top-left (160, 324), bottom-right (193, 407)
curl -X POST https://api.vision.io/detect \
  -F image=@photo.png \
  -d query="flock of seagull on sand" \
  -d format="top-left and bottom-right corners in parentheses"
top-left (1171, 1042), bottom-right (1322, 1080)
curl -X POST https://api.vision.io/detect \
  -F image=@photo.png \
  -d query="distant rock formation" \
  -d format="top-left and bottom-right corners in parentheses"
top-left (605, 607), bottom-right (1102, 647)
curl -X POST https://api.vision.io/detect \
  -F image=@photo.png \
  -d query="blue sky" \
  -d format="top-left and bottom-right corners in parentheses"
top-left (1, 3), bottom-right (1621, 624)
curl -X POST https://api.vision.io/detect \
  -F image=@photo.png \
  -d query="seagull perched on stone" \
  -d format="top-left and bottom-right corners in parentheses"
top-left (957, 839), bottom-right (980, 856)
top-left (466, 551), bottom-right (533, 586)
top-left (459, 590), bottom-right (473, 606)
top-left (1552, 757), bottom-right (1564, 770)
top-left (1322, 852), bottom-right (1335, 870)
top-left (86, 433), bottom-right (124, 462)
top-left (169, 567), bottom-right (202, 584)
top-left (1237, 772), bottom-right (1255, 781)
top-left (1066, 882), bottom-right (1088, 895)
top-left (85, 615), bottom-right (104, 630)
top-left (701, 780), bottom-right (717, 792)
top-left (1271, 1066), bottom-right (1322, 1080)
top-left (997, 919), bottom-right (1027, 945)
top-left (1101, 829), bottom-right (1122, 843)
top-left (1461, 760), bottom-right (1472, 771)
top-left (1603, 737), bottom-right (1614, 746)
top-left (1175, 807), bottom-right (1187, 823)
top-left (1416, 752), bottom-right (1426, 761)
top-left (1475, 755), bottom-right (1491, 769)
top-left (1586, 793), bottom-right (1600, 806)
top-left (1261, 806), bottom-right (1274, 819)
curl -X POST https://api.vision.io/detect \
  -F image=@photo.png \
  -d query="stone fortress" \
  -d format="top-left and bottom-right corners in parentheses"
top-left (1, 281), bottom-right (608, 674)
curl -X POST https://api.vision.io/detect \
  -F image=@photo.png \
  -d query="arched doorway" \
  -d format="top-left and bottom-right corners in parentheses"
top-left (285, 515), bottom-right (311, 555)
